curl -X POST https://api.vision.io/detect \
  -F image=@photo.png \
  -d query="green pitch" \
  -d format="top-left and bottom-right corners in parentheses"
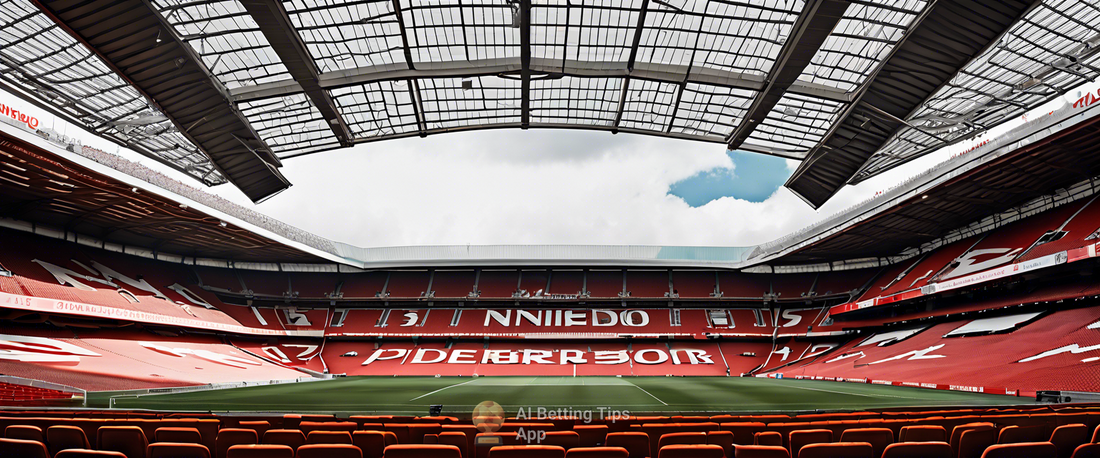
top-left (97, 376), bottom-right (1033, 415)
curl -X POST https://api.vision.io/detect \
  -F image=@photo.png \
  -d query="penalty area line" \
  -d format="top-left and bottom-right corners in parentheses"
top-left (410, 379), bottom-right (479, 401)
top-left (629, 382), bottom-right (668, 406)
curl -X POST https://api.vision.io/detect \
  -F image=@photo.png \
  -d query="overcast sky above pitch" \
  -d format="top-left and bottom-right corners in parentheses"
top-left (9, 81), bottom-right (1093, 249)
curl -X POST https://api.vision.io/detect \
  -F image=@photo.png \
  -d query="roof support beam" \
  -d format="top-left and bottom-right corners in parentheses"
top-left (612, 0), bottom-right (649, 132)
top-left (35, 0), bottom-right (291, 203)
top-left (519, 0), bottom-right (531, 129)
top-left (239, 0), bottom-right (354, 147)
top-left (229, 59), bottom-right (851, 104)
top-left (726, 0), bottom-right (851, 149)
top-left (785, 0), bottom-right (1043, 208)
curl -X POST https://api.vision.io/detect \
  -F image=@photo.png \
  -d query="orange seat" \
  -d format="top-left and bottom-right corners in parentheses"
top-left (898, 426), bottom-right (946, 443)
top-left (788, 430), bottom-right (832, 458)
top-left (226, 445), bottom-right (294, 458)
top-left (297, 444), bottom-right (362, 458)
top-left (706, 431), bottom-right (734, 458)
top-left (980, 442), bottom-right (1058, 458)
top-left (265, 430), bottom-right (307, 450)
top-left (353, 431), bottom-right (389, 458)
top-left (566, 447), bottom-right (629, 458)
top-left (657, 444), bottom-right (724, 458)
top-left (575, 426), bottom-right (610, 447)
top-left (55, 451), bottom-right (128, 458)
top-left (1092, 425), bottom-right (1100, 444)
top-left (383, 444), bottom-right (463, 458)
top-left (436, 432), bottom-right (468, 458)
top-left (733, 445), bottom-right (790, 458)
top-left (957, 427), bottom-right (997, 458)
top-left (306, 431), bottom-right (353, 445)
top-left (157, 428), bottom-right (203, 444)
top-left (148, 443), bottom-right (211, 458)
top-left (489, 445), bottom-right (566, 458)
top-left (300, 423), bottom-right (358, 434)
top-left (880, 442), bottom-right (952, 458)
top-left (754, 433), bottom-right (782, 447)
top-left (238, 422), bottom-right (271, 438)
top-left (216, 429), bottom-right (259, 458)
top-left (606, 432), bottom-right (650, 458)
top-left (796, 442), bottom-right (872, 458)
top-left (839, 429), bottom-right (892, 458)
top-left (0, 438), bottom-right (49, 458)
top-left (423, 434), bottom-right (438, 444)
top-left (544, 432), bottom-right (581, 450)
top-left (47, 425), bottom-right (91, 456)
top-left (659, 432), bottom-right (707, 450)
top-left (98, 426), bottom-right (149, 458)
top-left (6, 425), bottom-right (44, 442)
top-left (722, 424), bottom-right (765, 447)
top-left (1051, 424), bottom-right (1090, 458)
top-left (1072, 444), bottom-right (1100, 458)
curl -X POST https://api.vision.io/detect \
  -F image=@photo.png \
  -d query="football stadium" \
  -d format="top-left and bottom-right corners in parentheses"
top-left (3, 0), bottom-right (1100, 457)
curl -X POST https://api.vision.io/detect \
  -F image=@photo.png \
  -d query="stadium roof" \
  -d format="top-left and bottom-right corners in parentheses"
top-left (3, 0), bottom-right (1096, 204)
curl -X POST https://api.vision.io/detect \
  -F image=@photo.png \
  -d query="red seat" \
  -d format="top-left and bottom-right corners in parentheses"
top-left (606, 432), bottom-right (650, 458)
top-left (157, 428), bottom-right (203, 444)
top-left (148, 443), bottom-right (211, 458)
top-left (1072, 444), bottom-right (1100, 458)
top-left (47, 425), bottom-right (91, 456)
top-left (216, 429), bottom-right (259, 458)
top-left (300, 423), bottom-right (358, 434)
top-left (489, 445), bottom-right (566, 458)
top-left (6, 425), bottom-right (44, 442)
top-left (898, 426), bottom-right (946, 443)
top-left (383, 444), bottom-right (463, 458)
top-left (657, 444), bottom-right (724, 458)
top-left (881, 442), bottom-right (952, 458)
top-left (839, 429), bottom-right (892, 458)
top-left (306, 431), bottom-right (353, 445)
top-left (788, 430), bottom-right (831, 458)
top-left (0, 438), bottom-right (49, 458)
top-left (99, 426), bottom-right (149, 458)
top-left (55, 451), bottom-right (128, 458)
top-left (950, 424), bottom-right (995, 458)
top-left (575, 426), bottom-right (609, 447)
top-left (566, 447), bottom-right (629, 458)
top-left (659, 433), bottom-right (707, 451)
top-left (796, 442), bottom-right (872, 458)
top-left (264, 430), bottom-right (307, 450)
top-left (238, 422), bottom-right (271, 438)
top-left (753, 433), bottom-right (782, 447)
top-left (706, 431), bottom-right (734, 458)
top-left (980, 442), bottom-right (1058, 458)
top-left (722, 424), bottom-right (765, 447)
top-left (436, 432), bottom-right (468, 458)
top-left (227, 445), bottom-right (294, 458)
top-left (1051, 424), bottom-right (1090, 458)
top-left (733, 445), bottom-right (790, 458)
top-left (354, 431), bottom-right (389, 458)
top-left (544, 432), bottom-right (581, 450)
top-left (297, 444), bottom-right (362, 458)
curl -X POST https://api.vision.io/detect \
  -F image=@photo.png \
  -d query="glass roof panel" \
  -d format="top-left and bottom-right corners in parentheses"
top-left (153, 0), bottom-right (292, 90)
top-left (669, 83), bottom-right (754, 140)
top-left (420, 76), bottom-right (522, 130)
top-left (744, 92), bottom-right (843, 156)
top-left (530, 76), bottom-right (622, 126)
top-left (239, 93), bottom-right (341, 158)
top-left (285, 0), bottom-right (407, 73)
top-left (332, 80), bottom-right (421, 139)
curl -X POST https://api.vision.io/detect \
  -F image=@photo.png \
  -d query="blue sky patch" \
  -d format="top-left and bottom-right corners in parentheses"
top-left (669, 150), bottom-right (792, 206)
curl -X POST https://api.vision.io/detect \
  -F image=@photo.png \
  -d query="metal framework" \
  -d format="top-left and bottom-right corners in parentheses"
top-left (2, 0), bottom-right (1097, 205)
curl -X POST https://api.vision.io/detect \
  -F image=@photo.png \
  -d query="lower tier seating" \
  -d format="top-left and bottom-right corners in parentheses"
top-left (1, 406), bottom-right (1099, 458)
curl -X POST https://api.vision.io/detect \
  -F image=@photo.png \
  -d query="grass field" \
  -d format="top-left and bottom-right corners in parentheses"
top-left (97, 376), bottom-right (1034, 415)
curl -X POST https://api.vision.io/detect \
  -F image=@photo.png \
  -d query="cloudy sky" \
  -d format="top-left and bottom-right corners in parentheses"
top-left (7, 82), bottom-right (1093, 250)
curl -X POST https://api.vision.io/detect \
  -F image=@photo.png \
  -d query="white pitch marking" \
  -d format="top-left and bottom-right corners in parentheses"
top-left (409, 379), bottom-right (479, 401)
top-left (629, 382), bottom-right (668, 406)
